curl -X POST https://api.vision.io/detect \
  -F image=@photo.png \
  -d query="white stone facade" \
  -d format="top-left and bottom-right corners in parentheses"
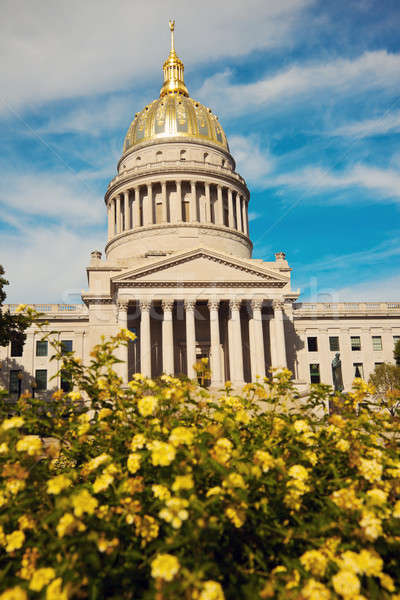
top-left (1, 36), bottom-right (399, 398)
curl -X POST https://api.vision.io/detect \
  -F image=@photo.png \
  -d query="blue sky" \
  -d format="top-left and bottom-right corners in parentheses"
top-left (1, 0), bottom-right (400, 303)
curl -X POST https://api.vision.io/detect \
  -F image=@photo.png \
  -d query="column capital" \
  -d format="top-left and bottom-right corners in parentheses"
top-left (184, 299), bottom-right (196, 311)
top-left (251, 298), bottom-right (264, 311)
top-left (229, 299), bottom-right (242, 311)
top-left (162, 300), bottom-right (174, 312)
top-left (272, 299), bottom-right (285, 311)
top-left (140, 299), bottom-right (152, 312)
top-left (207, 299), bottom-right (220, 311)
top-left (117, 299), bottom-right (129, 311)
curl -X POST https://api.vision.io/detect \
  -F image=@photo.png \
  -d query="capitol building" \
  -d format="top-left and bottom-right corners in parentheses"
top-left (2, 24), bottom-right (400, 396)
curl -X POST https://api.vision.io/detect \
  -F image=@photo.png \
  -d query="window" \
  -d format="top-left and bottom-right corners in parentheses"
top-left (329, 336), bottom-right (340, 351)
top-left (374, 362), bottom-right (383, 368)
top-left (309, 364), bottom-right (320, 384)
top-left (394, 336), bottom-right (400, 345)
top-left (60, 369), bottom-right (72, 393)
top-left (36, 340), bottom-right (48, 357)
top-left (61, 340), bottom-right (73, 354)
top-left (35, 369), bottom-right (47, 391)
top-left (307, 337), bottom-right (318, 352)
top-left (372, 336), bottom-right (382, 351)
top-left (351, 336), bottom-right (361, 351)
top-left (9, 370), bottom-right (21, 394)
top-left (353, 363), bottom-right (364, 379)
top-left (10, 340), bottom-right (23, 357)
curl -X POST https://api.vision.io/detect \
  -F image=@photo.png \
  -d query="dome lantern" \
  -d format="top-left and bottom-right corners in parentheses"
top-left (160, 20), bottom-right (189, 98)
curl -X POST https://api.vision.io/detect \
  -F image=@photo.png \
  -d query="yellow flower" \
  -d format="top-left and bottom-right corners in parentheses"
top-left (135, 515), bottom-right (159, 543)
top-left (223, 473), bottom-right (246, 489)
top-left (225, 507), bottom-right (245, 528)
top-left (199, 580), bottom-right (225, 600)
top-left (46, 577), bottom-right (68, 600)
top-left (212, 438), bottom-right (233, 464)
top-left (98, 408), bottom-right (112, 420)
top-left (68, 391), bottom-right (81, 401)
top-left (366, 488), bottom-right (387, 506)
top-left (152, 484), bottom-right (171, 501)
top-left (332, 570), bottom-right (360, 599)
top-left (72, 489), bottom-right (98, 517)
top-left (5, 530), bottom-right (25, 552)
top-left (206, 486), bottom-right (223, 497)
top-left (169, 426), bottom-right (194, 447)
top-left (288, 465), bottom-right (309, 480)
top-left (0, 491), bottom-right (6, 507)
top-left (379, 573), bottom-right (395, 592)
top-left (6, 479), bottom-right (25, 495)
top-left (393, 500), bottom-right (400, 518)
top-left (93, 472), bottom-right (113, 493)
top-left (56, 513), bottom-right (76, 538)
top-left (86, 453), bottom-right (110, 472)
top-left (172, 474), bottom-right (194, 492)
top-left (235, 409), bottom-right (250, 425)
top-left (47, 475), bottom-right (72, 495)
top-left (336, 439), bottom-right (350, 452)
top-left (131, 433), bottom-right (146, 450)
top-left (151, 553), bottom-right (180, 581)
top-left (18, 515), bottom-right (34, 531)
top-left (1, 417), bottom-right (24, 431)
top-left (339, 551), bottom-right (361, 573)
top-left (300, 549), bottom-right (328, 576)
top-left (302, 579), bottom-right (331, 600)
top-left (357, 549), bottom-right (383, 576)
top-left (15, 304), bottom-right (27, 313)
top-left (358, 458), bottom-right (382, 483)
top-left (294, 419), bottom-right (311, 433)
top-left (254, 450), bottom-right (274, 472)
top-left (159, 497), bottom-right (189, 529)
top-left (29, 568), bottom-right (56, 592)
top-left (0, 587), bottom-right (27, 600)
top-left (360, 511), bottom-right (382, 540)
top-left (138, 395), bottom-right (158, 417)
top-left (127, 452), bottom-right (141, 474)
top-left (16, 435), bottom-right (42, 456)
top-left (0, 442), bottom-right (9, 454)
top-left (331, 487), bottom-right (362, 511)
top-left (149, 441), bottom-right (176, 466)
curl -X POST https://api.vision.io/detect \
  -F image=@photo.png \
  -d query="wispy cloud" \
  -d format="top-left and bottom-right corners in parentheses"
top-left (333, 110), bottom-right (400, 138)
top-left (229, 135), bottom-right (274, 186)
top-left (197, 51), bottom-right (400, 117)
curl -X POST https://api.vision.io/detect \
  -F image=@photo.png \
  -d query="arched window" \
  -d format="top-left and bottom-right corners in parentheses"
top-left (203, 152), bottom-right (209, 163)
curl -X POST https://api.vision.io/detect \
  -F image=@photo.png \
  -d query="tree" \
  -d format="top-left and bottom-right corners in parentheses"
top-left (369, 362), bottom-right (400, 416)
top-left (0, 265), bottom-right (31, 348)
top-left (394, 338), bottom-right (400, 366)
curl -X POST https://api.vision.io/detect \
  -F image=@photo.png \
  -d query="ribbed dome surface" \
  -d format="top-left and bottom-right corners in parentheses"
top-left (123, 95), bottom-right (229, 153)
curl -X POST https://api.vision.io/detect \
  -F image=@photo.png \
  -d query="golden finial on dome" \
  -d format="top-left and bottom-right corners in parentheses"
top-left (160, 19), bottom-right (189, 97)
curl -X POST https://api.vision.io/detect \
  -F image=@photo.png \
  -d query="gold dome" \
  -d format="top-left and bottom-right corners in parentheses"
top-left (123, 21), bottom-right (229, 153)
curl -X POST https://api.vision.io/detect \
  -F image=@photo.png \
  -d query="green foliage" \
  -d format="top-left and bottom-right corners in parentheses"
top-left (0, 317), bottom-right (399, 599)
top-left (368, 363), bottom-right (400, 416)
top-left (394, 339), bottom-right (400, 366)
top-left (0, 266), bottom-right (31, 348)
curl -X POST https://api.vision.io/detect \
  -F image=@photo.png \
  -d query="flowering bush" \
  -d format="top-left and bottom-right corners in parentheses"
top-left (0, 326), bottom-right (400, 599)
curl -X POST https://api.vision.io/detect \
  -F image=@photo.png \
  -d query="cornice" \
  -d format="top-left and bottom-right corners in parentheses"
top-left (116, 280), bottom-right (286, 288)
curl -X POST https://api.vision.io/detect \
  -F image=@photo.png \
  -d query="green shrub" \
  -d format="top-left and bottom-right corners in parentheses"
top-left (0, 318), bottom-right (399, 599)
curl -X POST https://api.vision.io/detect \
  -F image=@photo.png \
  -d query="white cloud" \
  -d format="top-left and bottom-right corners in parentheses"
top-left (333, 110), bottom-right (400, 138)
top-left (197, 51), bottom-right (400, 117)
top-left (273, 163), bottom-right (400, 203)
top-left (0, 172), bottom-right (104, 226)
top-left (331, 273), bottom-right (400, 301)
top-left (0, 0), bottom-right (313, 114)
top-left (1, 225), bottom-right (104, 303)
top-left (229, 135), bottom-right (274, 186)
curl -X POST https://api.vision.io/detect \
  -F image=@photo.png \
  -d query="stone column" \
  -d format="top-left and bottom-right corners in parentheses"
top-left (185, 299), bottom-right (196, 379)
top-left (133, 187), bottom-right (141, 227)
top-left (190, 181), bottom-right (197, 222)
top-left (236, 193), bottom-right (242, 232)
top-left (162, 300), bottom-right (174, 375)
top-left (248, 299), bottom-right (265, 379)
top-left (107, 201), bottom-right (112, 239)
top-left (228, 299), bottom-right (244, 385)
top-left (117, 300), bottom-right (129, 382)
top-left (205, 182), bottom-right (212, 223)
top-left (228, 189), bottom-right (234, 228)
top-left (116, 195), bottom-right (121, 234)
top-left (242, 197), bottom-right (248, 235)
top-left (245, 200), bottom-right (250, 236)
top-left (208, 299), bottom-right (222, 386)
top-left (140, 300), bottom-right (152, 377)
top-left (143, 184), bottom-right (152, 226)
top-left (124, 190), bottom-right (130, 230)
top-left (216, 185), bottom-right (224, 225)
top-left (161, 181), bottom-right (167, 223)
top-left (272, 300), bottom-right (287, 368)
top-left (174, 180), bottom-right (182, 222)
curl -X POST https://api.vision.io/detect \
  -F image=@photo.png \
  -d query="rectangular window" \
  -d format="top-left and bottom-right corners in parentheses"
top-left (61, 340), bottom-right (73, 354)
top-left (307, 337), bottom-right (318, 352)
top-left (309, 364), bottom-right (320, 384)
top-left (10, 340), bottom-right (23, 357)
top-left (60, 369), bottom-right (72, 393)
top-left (374, 362), bottom-right (383, 368)
top-left (9, 370), bottom-right (21, 394)
top-left (351, 336), bottom-right (361, 351)
top-left (372, 336), bottom-right (382, 351)
top-left (329, 336), bottom-right (340, 351)
top-left (36, 340), bottom-right (48, 357)
top-left (353, 363), bottom-right (364, 379)
top-left (35, 369), bottom-right (47, 391)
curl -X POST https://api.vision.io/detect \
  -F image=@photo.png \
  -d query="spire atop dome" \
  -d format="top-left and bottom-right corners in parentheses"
top-left (160, 19), bottom-right (189, 97)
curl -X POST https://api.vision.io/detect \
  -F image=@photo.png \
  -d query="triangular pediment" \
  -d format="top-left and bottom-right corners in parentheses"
top-left (112, 248), bottom-right (288, 288)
